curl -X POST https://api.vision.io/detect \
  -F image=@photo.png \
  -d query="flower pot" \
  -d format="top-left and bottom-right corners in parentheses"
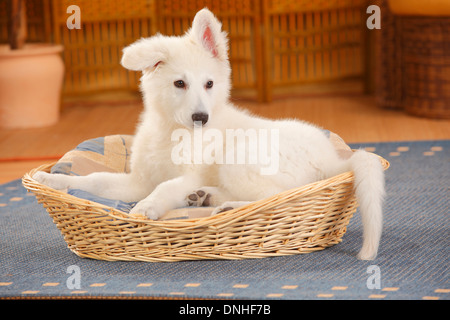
top-left (0, 43), bottom-right (64, 129)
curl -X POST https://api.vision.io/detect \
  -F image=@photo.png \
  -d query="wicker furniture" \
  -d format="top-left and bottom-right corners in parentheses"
top-left (377, 0), bottom-right (450, 118)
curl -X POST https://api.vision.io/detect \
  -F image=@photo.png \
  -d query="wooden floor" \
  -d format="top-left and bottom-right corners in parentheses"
top-left (1, 92), bottom-right (449, 184)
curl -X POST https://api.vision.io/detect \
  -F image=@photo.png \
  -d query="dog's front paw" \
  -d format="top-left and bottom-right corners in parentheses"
top-left (211, 204), bottom-right (235, 216)
top-left (130, 200), bottom-right (163, 220)
top-left (186, 189), bottom-right (212, 207)
top-left (33, 171), bottom-right (70, 190)
top-left (211, 201), bottom-right (252, 216)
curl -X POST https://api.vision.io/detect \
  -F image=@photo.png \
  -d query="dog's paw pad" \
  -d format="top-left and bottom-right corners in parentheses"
top-left (186, 190), bottom-right (212, 207)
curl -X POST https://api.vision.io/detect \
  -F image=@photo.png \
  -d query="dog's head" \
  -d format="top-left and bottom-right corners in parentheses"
top-left (121, 8), bottom-right (231, 129)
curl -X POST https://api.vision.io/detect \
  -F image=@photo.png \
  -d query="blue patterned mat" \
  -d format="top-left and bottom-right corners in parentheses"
top-left (0, 140), bottom-right (448, 300)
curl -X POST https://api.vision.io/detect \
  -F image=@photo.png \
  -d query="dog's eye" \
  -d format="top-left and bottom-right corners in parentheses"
top-left (205, 80), bottom-right (214, 89)
top-left (174, 80), bottom-right (186, 88)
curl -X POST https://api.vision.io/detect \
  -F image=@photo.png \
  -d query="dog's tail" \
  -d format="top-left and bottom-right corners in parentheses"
top-left (347, 149), bottom-right (385, 260)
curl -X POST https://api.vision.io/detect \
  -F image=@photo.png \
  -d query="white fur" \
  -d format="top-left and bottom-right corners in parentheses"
top-left (33, 9), bottom-right (385, 260)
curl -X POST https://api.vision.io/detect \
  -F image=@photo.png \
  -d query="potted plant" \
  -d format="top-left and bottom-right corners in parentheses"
top-left (0, 0), bottom-right (64, 129)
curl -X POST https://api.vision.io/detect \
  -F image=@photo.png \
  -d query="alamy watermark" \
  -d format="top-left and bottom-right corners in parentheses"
top-left (366, 265), bottom-right (381, 289)
top-left (366, 5), bottom-right (381, 30)
top-left (171, 122), bottom-right (280, 176)
top-left (66, 265), bottom-right (81, 289)
top-left (66, 5), bottom-right (81, 30)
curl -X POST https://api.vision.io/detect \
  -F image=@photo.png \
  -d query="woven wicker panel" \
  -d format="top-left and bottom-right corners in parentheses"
top-left (53, 0), bottom-right (155, 22)
top-left (401, 17), bottom-right (450, 119)
top-left (262, 0), bottom-right (365, 101)
top-left (266, 0), bottom-right (363, 13)
top-left (40, 0), bottom-right (368, 99)
top-left (375, 0), bottom-right (404, 110)
top-left (52, 0), bottom-right (157, 94)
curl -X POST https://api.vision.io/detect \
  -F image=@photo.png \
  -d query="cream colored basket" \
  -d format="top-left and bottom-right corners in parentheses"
top-left (22, 156), bottom-right (389, 262)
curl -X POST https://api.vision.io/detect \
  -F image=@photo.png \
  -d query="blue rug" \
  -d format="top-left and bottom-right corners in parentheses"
top-left (0, 140), bottom-right (448, 300)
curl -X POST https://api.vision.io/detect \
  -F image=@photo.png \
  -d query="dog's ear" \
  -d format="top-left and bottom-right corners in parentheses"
top-left (121, 36), bottom-right (168, 72)
top-left (190, 8), bottom-right (228, 60)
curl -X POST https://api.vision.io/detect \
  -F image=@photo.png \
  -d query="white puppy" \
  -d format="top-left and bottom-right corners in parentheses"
top-left (34, 9), bottom-right (385, 260)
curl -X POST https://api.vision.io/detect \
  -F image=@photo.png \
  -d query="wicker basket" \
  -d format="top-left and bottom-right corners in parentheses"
top-left (401, 16), bottom-right (450, 119)
top-left (376, 0), bottom-right (450, 118)
top-left (22, 156), bottom-right (389, 262)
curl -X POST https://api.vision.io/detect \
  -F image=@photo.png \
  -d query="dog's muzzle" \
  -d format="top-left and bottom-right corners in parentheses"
top-left (192, 112), bottom-right (209, 126)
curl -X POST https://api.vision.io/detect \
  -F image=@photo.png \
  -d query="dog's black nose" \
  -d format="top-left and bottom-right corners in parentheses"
top-left (192, 112), bottom-right (209, 126)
